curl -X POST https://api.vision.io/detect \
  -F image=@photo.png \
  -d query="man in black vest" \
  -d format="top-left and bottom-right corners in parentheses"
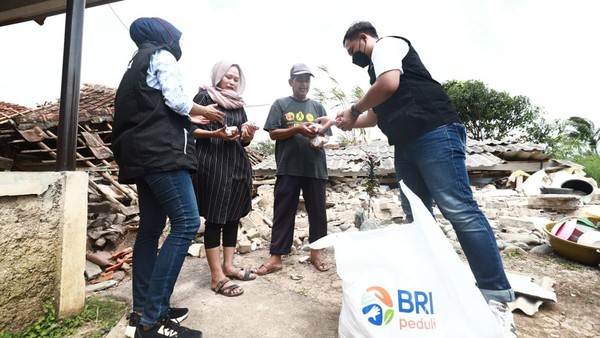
top-left (337, 21), bottom-right (517, 337)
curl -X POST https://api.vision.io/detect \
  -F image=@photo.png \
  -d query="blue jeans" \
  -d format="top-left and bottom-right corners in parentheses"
top-left (133, 170), bottom-right (200, 327)
top-left (394, 121), bottom-right (514, 303)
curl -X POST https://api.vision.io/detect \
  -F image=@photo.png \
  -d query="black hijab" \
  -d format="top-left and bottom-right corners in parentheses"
top-left (129, 17), bottom-right (182, 61)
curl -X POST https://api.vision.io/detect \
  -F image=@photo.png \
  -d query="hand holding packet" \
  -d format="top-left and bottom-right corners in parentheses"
top-left (225, 126), bottom-right (238, 136)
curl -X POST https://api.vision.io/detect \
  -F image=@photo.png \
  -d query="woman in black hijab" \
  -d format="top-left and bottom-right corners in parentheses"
top-left (112, 17), bottom-right (223, 338)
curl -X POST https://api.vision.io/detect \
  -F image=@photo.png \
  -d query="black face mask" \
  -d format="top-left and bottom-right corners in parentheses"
top-left (352, 38), bottom-right (370, 68)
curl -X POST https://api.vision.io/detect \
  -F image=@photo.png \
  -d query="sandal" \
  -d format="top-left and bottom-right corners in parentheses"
top-left (226, 267), bottom-right (256, 281)
top-left (255, 263), bottom-right (283, 276)
top-left (212, 278), bottom-right (244, 297)
top-left (311, 258), bottom-right (331, 272)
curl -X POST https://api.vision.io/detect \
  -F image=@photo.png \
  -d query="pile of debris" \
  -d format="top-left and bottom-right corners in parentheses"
top-left (85, 247), bottom-right (133, 290)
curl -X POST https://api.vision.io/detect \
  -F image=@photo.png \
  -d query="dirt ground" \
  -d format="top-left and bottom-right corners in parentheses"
top-left (500, 252), bottom-right (599, 338)
top-left (227, 246), bottom-right (599, 338)
top-left (108, 207), bottom-right (599, 338)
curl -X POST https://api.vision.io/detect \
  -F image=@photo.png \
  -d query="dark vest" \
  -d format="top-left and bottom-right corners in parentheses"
top-left (370, 36), bottom-right (458, 146)
top-left (112, 44), bottom-right (197, 184)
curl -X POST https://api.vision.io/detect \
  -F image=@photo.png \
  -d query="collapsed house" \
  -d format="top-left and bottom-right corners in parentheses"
top-left (2, 83), bottom-right (585, 281)
top-left (1, 83), bottom-right (572, 217)
top-left (1, 84), bottom-right (133, 209)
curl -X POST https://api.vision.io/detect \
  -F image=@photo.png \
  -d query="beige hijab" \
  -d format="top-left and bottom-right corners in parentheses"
top-left (199, 60), bottom-right (246, 110)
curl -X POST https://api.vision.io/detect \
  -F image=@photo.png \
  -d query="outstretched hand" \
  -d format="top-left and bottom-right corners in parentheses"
top-left (200, 103), bottom-right (225, 123)
top-left (336, 108), bottom-right (358, 131)
top-left (190, 115), bottom-right (210, 125)
top-left (315, 116), bottom-right (334, 133)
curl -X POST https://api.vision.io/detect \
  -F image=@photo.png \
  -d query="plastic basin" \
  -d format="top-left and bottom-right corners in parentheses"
top-left (544, 222), bottom-right (600, 265)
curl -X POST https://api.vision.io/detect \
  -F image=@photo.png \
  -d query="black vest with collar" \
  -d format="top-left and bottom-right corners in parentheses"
top-left (112, 44), bottom-right (197, 184)
top-left (369, 36), bottom-right (458, 146)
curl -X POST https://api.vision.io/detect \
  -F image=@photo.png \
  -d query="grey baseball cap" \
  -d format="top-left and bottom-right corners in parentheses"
top-left (290, 63), bottom-right (314, 78)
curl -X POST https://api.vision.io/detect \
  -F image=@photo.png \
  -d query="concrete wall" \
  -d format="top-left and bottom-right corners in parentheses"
top-left (0, 172), bottom-right (88, 333)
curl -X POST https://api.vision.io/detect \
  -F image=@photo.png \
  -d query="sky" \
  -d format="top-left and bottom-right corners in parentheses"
top-left (1, 0), bottom-right (599, 142)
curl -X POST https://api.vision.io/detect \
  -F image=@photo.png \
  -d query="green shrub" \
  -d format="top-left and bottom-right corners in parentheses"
top-left (1, 297), bottom-right (127, 338)
top-left (572, 154), bottom-right (600, 183)
top-left (251, 140), bottom-right (275, 156)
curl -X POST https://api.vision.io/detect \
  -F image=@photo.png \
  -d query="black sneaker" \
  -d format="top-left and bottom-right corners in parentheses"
top-left (167, 307), bottom-right (189, 324)
top-left (135, 317), bottom-right (202, 338)
top-left (126, 308), bottom-right (189, 337)
top-left (125, 312), bottom-right (141, 338)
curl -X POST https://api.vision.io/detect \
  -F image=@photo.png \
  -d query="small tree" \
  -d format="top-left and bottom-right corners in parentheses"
top-left (442, 80), bottom-right (542, 141)
top-left (362, 153), bottom-right (380, 218)
top-left (522, 117), bottom-right (589, 159)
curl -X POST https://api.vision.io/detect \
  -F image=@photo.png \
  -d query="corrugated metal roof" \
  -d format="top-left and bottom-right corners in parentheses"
top-left (466, 152), bottom-right (505, 168)
top-left (467, 139), bottom-right (550, 161)
top-left (252, 140), bottom-right (396, 176)
top-left (253, 139), bottom-right (552, 177)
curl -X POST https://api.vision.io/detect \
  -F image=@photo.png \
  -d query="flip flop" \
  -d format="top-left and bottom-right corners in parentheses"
top-left (212, 278), bottom-right (244, 297)
top-left (226, 267), bottom-right (256, 281)
top-left (255, 263), bottom-right (283, 276)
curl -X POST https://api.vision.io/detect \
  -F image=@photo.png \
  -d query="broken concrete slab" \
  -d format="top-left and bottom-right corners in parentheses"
top-left (528, 195), bottom-right (582, 210)
top-left (85, 260), bottom-right (103, 280)
top-left (85, 280), bottom-right (117, 293)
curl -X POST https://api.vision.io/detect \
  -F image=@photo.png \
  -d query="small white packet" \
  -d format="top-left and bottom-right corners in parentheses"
top-left (308, 123), bottom-right (327, 147)
top-left (225, 126), bottom-right (238, 136)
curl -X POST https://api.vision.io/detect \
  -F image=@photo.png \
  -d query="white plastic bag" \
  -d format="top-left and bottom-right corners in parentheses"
top-left (308, 181), bottom-right (503, 338)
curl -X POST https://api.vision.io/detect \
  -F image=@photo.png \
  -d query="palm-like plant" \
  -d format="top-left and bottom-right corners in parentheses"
top-left (566, 117), bottom-right (600, 154)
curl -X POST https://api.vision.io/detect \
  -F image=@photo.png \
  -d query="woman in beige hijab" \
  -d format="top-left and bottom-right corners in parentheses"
top-left (192, 61), bottom-right (259, 297)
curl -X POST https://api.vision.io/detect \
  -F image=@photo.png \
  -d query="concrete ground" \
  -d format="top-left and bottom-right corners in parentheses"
top-left (103, 250), bottom-right (341, 338)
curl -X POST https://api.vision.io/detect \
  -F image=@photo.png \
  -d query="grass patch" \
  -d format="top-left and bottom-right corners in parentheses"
top-left (1, 296), bottom-right (128, 338)
top-left (504, 250), bottom-right (523, 259)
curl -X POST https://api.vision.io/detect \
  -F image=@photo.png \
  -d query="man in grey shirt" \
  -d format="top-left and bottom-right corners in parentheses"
top-left (256, 63), bottom-right (332, 275)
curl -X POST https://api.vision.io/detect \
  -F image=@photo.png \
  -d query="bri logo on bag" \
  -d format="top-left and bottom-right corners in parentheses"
top-left (362, 286), bottom-right (438, 331)
top-left (361, 286), bottom-right (394, 326)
